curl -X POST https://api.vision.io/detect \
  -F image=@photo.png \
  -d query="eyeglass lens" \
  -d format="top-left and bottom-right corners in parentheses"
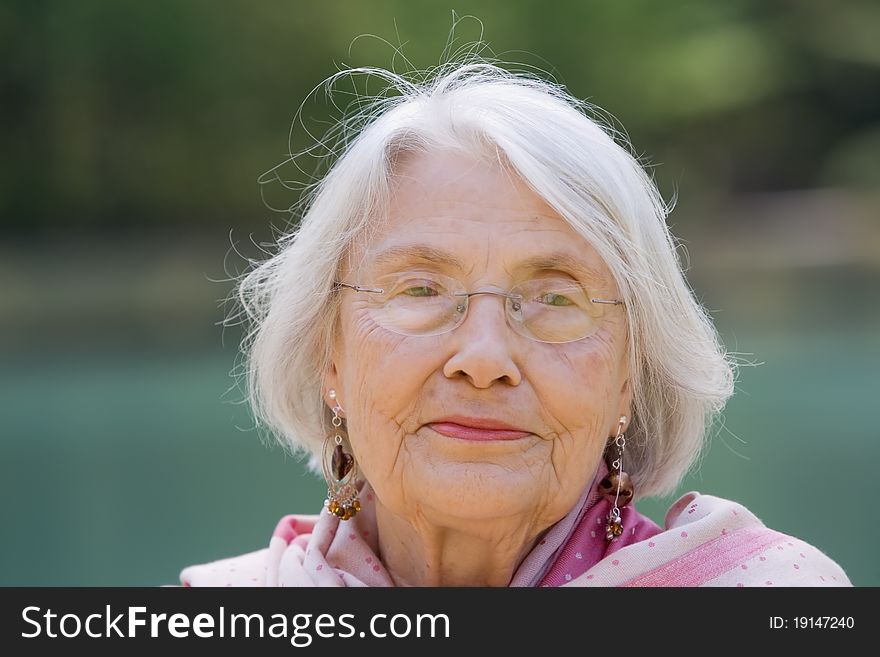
top-left (364, 272), bottom-right (609, 343)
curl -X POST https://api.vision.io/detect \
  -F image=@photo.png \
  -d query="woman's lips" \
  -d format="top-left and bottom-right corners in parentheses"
top-left (427, 422), bottom-right (531, 441)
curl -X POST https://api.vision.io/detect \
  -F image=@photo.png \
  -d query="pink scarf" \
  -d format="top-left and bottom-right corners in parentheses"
top-left (180, 463), bottom-right (851, 587)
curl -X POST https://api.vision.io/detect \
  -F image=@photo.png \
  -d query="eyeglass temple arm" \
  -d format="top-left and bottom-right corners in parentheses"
top-left (333, 281), bottom-right (384, 294)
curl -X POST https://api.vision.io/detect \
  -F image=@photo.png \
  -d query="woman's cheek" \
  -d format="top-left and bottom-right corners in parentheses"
top-left (539, 334), bottom-right (616, 407)
top-left (536, 333), bottom-right (621, 475)
top-left (347, 309), bottom-right (441, 385)
top-left (340, 311), bottom-right (429, 461)
top-left (342, 310), bottom-right (401, 378)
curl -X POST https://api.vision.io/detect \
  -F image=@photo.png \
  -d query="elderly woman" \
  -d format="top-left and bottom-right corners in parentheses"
top-left (181, 62), bottom-right (850, 587)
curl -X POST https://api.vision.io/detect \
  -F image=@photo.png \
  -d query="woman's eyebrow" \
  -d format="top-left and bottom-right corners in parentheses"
top-left (516, 253), bottom-right (608, 282)
top-left (370, 244), bottom-right (464, 270)
top-left (369, 244), bottom-right (607, 281)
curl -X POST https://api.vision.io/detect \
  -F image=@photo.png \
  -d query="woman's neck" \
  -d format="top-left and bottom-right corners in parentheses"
top-left (374, 500), bottom-right (546, 587)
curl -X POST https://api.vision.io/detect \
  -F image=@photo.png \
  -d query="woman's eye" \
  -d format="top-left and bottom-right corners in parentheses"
top-left (537, 292), bottom-right (573, 306)
top-left (401, 284), bottom-right (439, 297)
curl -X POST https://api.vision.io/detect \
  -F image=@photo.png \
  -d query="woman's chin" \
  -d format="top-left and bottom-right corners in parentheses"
top-left (402, 463), bottom-right (542, 522)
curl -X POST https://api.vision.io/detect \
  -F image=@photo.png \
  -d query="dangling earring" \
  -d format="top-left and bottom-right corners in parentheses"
top-left (598, 415), bottom-right (634, 541)
top-left (322, 389), bottom-right (361, 520)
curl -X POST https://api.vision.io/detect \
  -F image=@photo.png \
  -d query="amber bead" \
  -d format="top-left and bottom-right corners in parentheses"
top-left (605, 520), bottom-right (624, 540)
top-left (597, 471), bottom-right (634, 507)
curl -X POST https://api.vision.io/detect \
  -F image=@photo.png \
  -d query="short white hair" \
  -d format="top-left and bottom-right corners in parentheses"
top-left (235, 61), bottom-right (736, 499)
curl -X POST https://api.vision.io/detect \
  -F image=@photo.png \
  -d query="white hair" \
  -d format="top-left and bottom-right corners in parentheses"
top-left (235, 60), bottom-right (736, 499)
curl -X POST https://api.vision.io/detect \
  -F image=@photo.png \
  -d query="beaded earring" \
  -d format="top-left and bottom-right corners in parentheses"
top-left (322, 389), bottom-right (361, 520)
top-left (598, 416), bottom-right (634, 541)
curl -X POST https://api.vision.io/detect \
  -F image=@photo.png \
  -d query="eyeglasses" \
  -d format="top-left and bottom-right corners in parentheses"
top-left (333, 271), bottom-right (624, 344)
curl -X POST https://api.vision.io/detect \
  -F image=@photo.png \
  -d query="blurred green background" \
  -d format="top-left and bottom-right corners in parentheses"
top-left (1, 0), bottom-right (878, 586)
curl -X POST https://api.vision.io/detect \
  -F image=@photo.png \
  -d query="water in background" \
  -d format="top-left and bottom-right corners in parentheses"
top-left (1, 255), bottom-right (877, 586)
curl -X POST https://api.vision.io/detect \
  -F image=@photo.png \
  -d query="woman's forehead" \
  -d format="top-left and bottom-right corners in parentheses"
top-left (388, 150), bottom-right (558, 220)
top-left (340, 151), bottom-right (614, 282)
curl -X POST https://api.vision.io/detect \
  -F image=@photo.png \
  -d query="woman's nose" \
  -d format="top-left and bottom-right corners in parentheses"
top-left (441, 294), bottom-right (523, 388)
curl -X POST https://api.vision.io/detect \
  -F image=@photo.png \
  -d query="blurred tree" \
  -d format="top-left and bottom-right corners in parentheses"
top-left (1, 0), bottom-right (877, 236)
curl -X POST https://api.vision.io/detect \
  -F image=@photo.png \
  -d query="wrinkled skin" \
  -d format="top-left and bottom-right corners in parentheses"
top-left (324, 151), bottom-right (632, 586)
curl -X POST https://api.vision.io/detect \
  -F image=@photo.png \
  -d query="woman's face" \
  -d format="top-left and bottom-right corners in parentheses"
top-left (325, 151), bottom-right (632, 530)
